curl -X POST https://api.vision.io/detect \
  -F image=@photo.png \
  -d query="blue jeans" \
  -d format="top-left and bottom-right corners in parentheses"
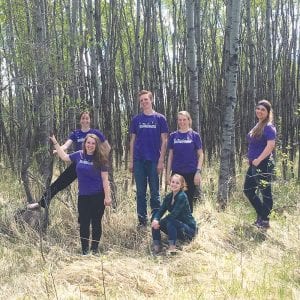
top-left (243, 158), bottom-right (274, 221)
top-left (134, 160), bottom-right (160, 224)
top-left (152, 217), bottom-right (196, 246)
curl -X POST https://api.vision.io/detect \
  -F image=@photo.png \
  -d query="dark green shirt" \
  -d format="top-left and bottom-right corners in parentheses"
top-left (153, 190), bottom-right (196, 229)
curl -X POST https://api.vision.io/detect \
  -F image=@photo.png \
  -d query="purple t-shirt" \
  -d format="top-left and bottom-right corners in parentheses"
top-left (130, 112), bottom-right (169, 162)
top-left (69, 151), bottom-right (108, 196)
top-left (68, 129), bottom-right (106, 151)
top-left (168, 130), bottom-right (202, 173)
top-left (247, 123), bottom-right (276, 161)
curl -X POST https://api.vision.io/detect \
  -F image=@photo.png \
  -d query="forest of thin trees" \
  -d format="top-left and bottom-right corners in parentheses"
top-left (0, 0), bottom-right (299, 205)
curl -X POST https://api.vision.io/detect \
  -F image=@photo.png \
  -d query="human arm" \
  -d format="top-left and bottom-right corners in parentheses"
top-left (252, 140), bottom-right (275, 167)
top-left (50, 136), bottom-right (71, 162)
top-left (194, 148), bottom-right (204, 185)
top-left (102, 140), bottom-right (111, 153)
top-left (53, 138), bottom-right (73, 154)
top-left (157, 132), bottom-right (168, 173)
top-left (166, 149), bottom-right (173, 185)
top-left (101, 171), bottom-right (112, 206)
top-left (129, 133), bottom-right (136, 173)
top-left (151, 195), bottom-right (168, 228)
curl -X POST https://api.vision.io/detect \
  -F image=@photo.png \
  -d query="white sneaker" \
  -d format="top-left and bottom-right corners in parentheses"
top-left (27, 203), bottom-right (40, 210)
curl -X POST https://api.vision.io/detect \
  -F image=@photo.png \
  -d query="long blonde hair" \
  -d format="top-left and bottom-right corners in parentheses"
top-left (83, 134), bottom-right (109, 169)
top-left (250, 100), bottom-right (273, 138)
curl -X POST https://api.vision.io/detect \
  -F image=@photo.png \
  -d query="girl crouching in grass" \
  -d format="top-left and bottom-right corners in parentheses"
top-left (151, 174), bottom-right (197, 254)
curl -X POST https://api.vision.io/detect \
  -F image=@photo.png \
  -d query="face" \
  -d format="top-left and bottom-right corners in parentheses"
top-left (80, 113), bottom-right (91, 128)
top-left (139, 94), bottom-right (153, 111)
top-left (170, 176), bottom-right (183, 193)
top-left (85, 137), bottom-right (96, 154)
top-left (178, 114), bottom-right (190, 130)
top-left (255, 105), bottom-right (269, 121)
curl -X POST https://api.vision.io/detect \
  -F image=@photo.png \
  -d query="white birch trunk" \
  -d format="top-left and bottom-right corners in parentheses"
top-left (218, 0), bottom-right (241, 208)
top-left (186, 0), bottom-right (199, 131)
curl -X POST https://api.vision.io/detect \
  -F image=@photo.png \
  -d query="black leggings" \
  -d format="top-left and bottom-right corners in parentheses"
top-left (39, 163), bottom-right (77, 208)
top-left (78, 192), bottom-right (105, 253)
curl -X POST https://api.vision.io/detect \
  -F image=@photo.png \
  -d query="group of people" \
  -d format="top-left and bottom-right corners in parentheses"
top-left (28, 90), bottom-right (276, 255)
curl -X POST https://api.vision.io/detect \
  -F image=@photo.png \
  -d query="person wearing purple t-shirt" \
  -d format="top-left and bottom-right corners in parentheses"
top-left (27, 111), bottom-right (111, 210)
top-left (50, 133), bottom-right (112, 255)
top-left (243, 100), bottom-right (276, 229)
top-left (167, 111), bottom-right (204, 212)
top-left (129, 90), bottom-right (169, 226)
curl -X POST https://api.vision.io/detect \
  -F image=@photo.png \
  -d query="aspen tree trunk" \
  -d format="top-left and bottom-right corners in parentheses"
top-left (32, 0), bottom-right (53, 206)
top-left (218, 0), bottom-right (241, 208)
top-left (186, 0), bottom-right (199, 131)
top-left (133, 0), bottom-right (141, 114)
top-left (265, 0), bottom-right (274, 101)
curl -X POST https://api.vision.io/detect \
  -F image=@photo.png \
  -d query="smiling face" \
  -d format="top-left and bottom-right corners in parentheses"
top-left (178, 114), bottom-right (190, 131)
top-left (84, 136), bottom-right (96, 155)
top-left (80, 113), bottom-right (91, 129)
top-left (139, 93), bottom-right (153, 112)
top-left (169, 174), bottom-right (184, 193)
top-left (255, 105), bottom-right (269, 122)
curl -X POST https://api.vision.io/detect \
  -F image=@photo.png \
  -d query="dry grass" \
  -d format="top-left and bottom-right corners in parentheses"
top-left (0, 167), bottom-right (299, 299)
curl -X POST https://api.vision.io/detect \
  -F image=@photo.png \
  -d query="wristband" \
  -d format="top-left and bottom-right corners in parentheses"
top-left (196, 168), bottom-right (201, 174)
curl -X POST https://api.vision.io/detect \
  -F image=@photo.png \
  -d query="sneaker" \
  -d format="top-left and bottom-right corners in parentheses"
top-left (27, 203), bottom-right (41, 210)
top-left (91, 248), bottom-right (99, 255)
top-left (152, 245), bottom-right (161, 255)
top-left (256, 219), bottom-right (270, 229)
top-left (253, 216), bottom-right (262, 226)
top-left (166, 249), bottom-right (178, 256)
top-left (82, 249), bottom-right (89, 255)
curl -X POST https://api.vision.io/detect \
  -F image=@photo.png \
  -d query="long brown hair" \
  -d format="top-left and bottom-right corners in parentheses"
top-left (250, 100), bottom-right (273, 138)
top-left (82, 134), bottom-right (109, 169)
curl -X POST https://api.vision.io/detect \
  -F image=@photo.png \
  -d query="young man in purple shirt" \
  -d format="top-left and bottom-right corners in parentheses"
top-left (129, 90), bottom-right (169, 226)
top-left (243, 100), bottom-right (276, 229)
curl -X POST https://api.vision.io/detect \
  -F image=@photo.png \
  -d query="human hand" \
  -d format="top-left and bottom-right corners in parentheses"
top-left (194, 172), bottom-right (201, 185)
top-left (129, 161), bottom-right (133, 173)
top-left (49, 135), bottom-right (58, 145)
top-left (252, 159), bottom-right (260, 167)
top-left (151, 220), bottom-right (160, 229)
top-left (104, 197), bottom-right (112, 207)
top-left (157, 160), bottom-right (164, 173)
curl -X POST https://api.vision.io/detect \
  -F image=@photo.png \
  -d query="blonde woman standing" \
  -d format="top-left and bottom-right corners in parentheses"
top-left (167, 111), bottom-right (204, 212)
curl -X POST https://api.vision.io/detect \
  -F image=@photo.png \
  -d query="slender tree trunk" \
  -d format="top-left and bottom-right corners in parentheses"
top-left (186, 0), bottom-right (199, 131)
top-left (218, 0), bottom-right (241, 209)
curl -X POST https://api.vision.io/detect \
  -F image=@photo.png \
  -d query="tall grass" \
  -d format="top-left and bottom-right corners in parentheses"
top-left (0, 164), bottom-right (299, 299)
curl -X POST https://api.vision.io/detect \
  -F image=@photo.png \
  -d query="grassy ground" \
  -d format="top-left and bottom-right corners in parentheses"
top-left (0, 165), bottom-right (299, 299)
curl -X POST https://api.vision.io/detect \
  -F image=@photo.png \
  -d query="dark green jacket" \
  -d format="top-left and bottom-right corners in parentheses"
top-left (153, 190), bottom-right (196, 229)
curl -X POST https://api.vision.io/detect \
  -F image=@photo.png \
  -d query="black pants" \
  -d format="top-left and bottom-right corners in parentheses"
top-left (78, 192), bottom-right (105, 253)
top-left (172, 171), bottom-right (196, 212)
top-left (40, 163), bottom-right (77, 208)
top-left (243, 158), bottom-right (274, 221)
